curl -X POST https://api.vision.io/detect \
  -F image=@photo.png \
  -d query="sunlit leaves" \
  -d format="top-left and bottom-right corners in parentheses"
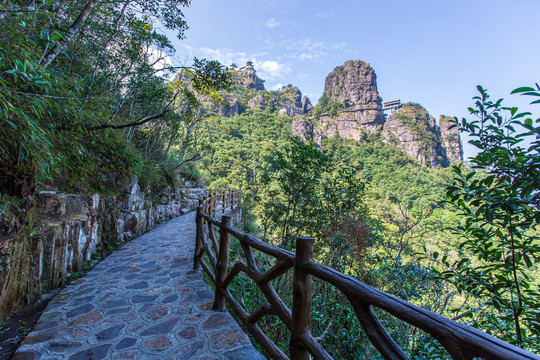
top-left (434, 86), bottom-right (540, 350)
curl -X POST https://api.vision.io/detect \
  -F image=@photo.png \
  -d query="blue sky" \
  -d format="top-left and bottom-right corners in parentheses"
top-left (166, 0), bottom-right (540, 157)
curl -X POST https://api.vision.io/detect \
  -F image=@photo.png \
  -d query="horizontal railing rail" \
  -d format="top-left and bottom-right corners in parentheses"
top-left (201, 188), bottom-right (241, 217)
top-left (193, 203), bottom-right (539, 360)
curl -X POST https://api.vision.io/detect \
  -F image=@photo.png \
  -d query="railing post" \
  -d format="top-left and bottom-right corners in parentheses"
top-left (213, 215), bottom-right (231, 311)
top-left (194, 201), bottom-right (204, 270)
top-left (290, 236), bottom-right (315, 360)
top-left (221, 192), bottom-right (225, 213)
top-left (209, 190), bottom-right (214, 216)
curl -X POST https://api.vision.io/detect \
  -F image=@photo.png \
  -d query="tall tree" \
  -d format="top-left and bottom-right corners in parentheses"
top-left (433, 85), bottom-right (540, 350)
top-left (0, 0), bottom-right (230, 194)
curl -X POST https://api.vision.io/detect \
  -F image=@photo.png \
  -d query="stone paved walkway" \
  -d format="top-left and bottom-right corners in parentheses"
top-left (14, 212), bottom-right (266, 360)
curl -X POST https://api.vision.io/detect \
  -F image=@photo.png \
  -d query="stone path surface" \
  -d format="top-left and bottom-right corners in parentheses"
top-left (14, 212), bottom-right (266, 360)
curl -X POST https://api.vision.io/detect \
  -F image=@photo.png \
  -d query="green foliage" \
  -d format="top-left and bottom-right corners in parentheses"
top-left (432, 85), bottom-right (540, 350)
top-left (256, 138), bottom-right (333, 247)
top-left (0, 0), bottom-right (230, 195)
top-left (394, 103), bottom-right (439, 155)
top-left (275, 86), bottom-right (300, 106)
top-left (311, 95), bottom-right (347, 118)
top-left (200, 108), bottom-right (292, 188)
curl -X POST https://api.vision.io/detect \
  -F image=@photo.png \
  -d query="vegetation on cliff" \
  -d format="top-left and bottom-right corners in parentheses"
top-left (0, 0), bottom-right (231, 200)
top-left (1, 3), bottom-right (538, 355)
top-left (197, 71), bottom-right (540, 356)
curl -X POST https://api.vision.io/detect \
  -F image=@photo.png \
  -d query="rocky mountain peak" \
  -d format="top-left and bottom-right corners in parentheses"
top-left (382, 103), bottom-right (443, 166)
top-left (292, 59), bottom-right (463, 167)
top-left (439, 115), bottom-right (464, 163)
top-left (322, 60), bottom-right (382, 110)
top-left (279, 85), bottom-right (302, 107)
top-left (232, 62), bottom-right (265, 91)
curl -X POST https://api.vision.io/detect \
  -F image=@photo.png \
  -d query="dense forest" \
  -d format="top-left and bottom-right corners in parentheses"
top-left (196, 80), bottom-right (540, 357)
top-left (1, 1), bottom-right (540, 359)
top-left (0, 0), bottom-right (231, 201)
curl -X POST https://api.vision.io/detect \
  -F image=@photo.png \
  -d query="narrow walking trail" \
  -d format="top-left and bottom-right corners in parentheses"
top-left (13, 212), bottom-right (265, 360)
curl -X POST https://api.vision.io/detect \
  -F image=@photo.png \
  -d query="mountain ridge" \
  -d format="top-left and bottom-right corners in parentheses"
top-left (219, 59), bottom-right (463, 167)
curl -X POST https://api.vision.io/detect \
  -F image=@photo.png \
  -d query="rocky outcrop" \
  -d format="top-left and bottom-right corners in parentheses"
top-left (219, 96), bottom-right (239, 117)
top-left (248, 93), bottom-right (266, 110)
top-left (293, 60), bottom-right (463, 166)
top-left (382, 104), bottom-right (443, 166)
top-left (276, 86), bottom-right (312, 117)
top-left (0, 177), bottom-right (204, 322)
top-left (292, 118), bottom-right (314, 142)
top-left (279, 86), bottom-right (302, 107)
top-left (323, 60), bottom-right (383, 110)
top-left (292, 60), bottom-right (385, 142)
top-left (439, 116), bottom-right (463, 163)
top-left (301, 95), bottom-right (313, 113)
top-left (236, 62), bottom-right (265, 91)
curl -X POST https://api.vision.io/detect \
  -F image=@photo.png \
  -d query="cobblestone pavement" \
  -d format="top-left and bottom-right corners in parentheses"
top-left (14, 212), bottom-right (266, 360)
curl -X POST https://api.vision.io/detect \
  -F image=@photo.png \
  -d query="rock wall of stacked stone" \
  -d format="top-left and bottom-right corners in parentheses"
top-left (0, 178), bottom-right (207, 321)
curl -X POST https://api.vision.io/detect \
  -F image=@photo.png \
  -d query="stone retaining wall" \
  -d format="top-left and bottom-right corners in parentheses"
top-left (0, 179), bottom-right (207, 322)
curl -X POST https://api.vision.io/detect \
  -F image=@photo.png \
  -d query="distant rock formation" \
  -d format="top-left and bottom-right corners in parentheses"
top-left (323, 60), bottom-right (383, 112)
top-left (382, 103), bottom-right (444, 166)
top-left (248, 93), bottom-right (266, 110)
top-left (236, 61), bottom-right (265, 91)
top-left (293, 60), bottom-right (463, 166)
top-left (293, 60), bottom-right (386, 144)
top-left (219, 95), bottom-right (239, 117)
top-left (276, 85), bottom-right (312, 117)
top-left (439, 115), bottom-right (464, 163)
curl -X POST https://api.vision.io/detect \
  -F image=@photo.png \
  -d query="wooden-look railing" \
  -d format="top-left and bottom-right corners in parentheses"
top-left (201, 188), bottom-right (241, 217)
top-left (193, 193), bottom-right (539, 360)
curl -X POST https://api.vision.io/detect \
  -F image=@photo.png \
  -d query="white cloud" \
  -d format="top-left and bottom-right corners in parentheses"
top-left (177, 45), bottom-right (291, 82)
top-left (265, 17), bottom-right (281, 29)
top-left (270, 38), bottom-right (349, 62)
top-left (256, 60), bottom-right (291, 80)
top-left (271, 83), bottom-right (285, 91)
top-left (198, 47), bottom-right (250, 66)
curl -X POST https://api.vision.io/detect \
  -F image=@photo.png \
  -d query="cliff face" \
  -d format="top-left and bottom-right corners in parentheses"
top-left (248, 93), bottom-right (266, 110)
top-left (293, 60), bottom-right (462, 166)
top-left (0, 177), bottom-right (203, 321)
top-left (382, 104), bottom-right (445, 166)
top-left (323, 60), bottom-right (383, 110)
top-left (439, 115), bottom-right (463, 163)
top-left (219, 95), bottom-right (239, 117)
top-left (292, 60), bottom-right (385, 145)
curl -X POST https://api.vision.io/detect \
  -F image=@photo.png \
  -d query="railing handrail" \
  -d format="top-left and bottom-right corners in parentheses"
top-left (200, 188), bottom-right (242, 217)
top-left (193, 206), bottom-right (540, 360)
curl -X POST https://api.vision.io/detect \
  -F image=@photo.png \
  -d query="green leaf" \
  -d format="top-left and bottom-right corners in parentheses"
top-left (511, 87), bottom-right (535, 94)
top-left (4, 119), bottom-right (17, 129)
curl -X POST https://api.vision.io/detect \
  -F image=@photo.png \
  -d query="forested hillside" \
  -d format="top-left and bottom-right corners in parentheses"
top-left (1, 2), bottom-right (539, 358)
top-left (197, 65), bottom-right (540, 356)
top-left (0, 0), bottom-right (230, 200)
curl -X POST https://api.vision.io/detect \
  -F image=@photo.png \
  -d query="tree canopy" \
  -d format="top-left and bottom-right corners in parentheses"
top-left (0, 0), bottom-right (231, 195)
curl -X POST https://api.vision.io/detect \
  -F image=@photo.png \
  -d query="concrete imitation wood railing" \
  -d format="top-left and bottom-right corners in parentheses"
top-left (193, 190), bottom-right (539, 360)
top-left (202, 188), bottom-right (241, 217)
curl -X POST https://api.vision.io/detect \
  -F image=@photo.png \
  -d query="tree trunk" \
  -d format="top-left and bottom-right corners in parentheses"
top-left (40, 0), bottom-right (102, 68)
